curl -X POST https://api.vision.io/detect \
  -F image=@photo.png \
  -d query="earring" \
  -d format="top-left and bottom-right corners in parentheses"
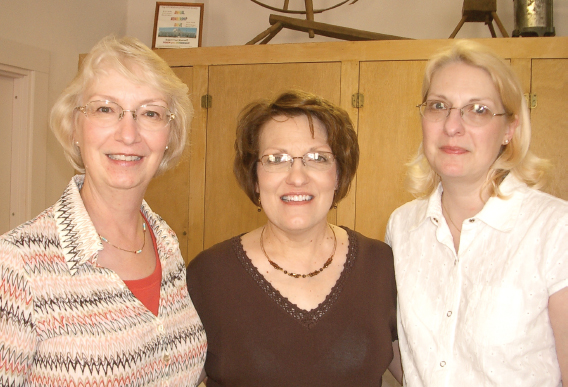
top-left (257, 198), bottom-right (262, 213)
top-left (75, 141), bottom-right (79, 147)
top-left (503, 139), bottom-right (510, 145)
top-left (165, 145), bottom-right (169, 150)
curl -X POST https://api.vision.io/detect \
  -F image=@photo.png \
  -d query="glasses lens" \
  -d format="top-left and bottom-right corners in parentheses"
top-left (462, 103), bottom-right (492, 127)
top-left (260, 154), bottom-right (292, 172)
top-left (137, 105), bottom-right (172, 130)
top-left (304, 152), bottom-right (334, 170)
top-left (259, 153), bottom-right (335, 172)
top-left (420, 101), bottom-right (448, 122)
top-left (85, 101), bottom-right (121, 127)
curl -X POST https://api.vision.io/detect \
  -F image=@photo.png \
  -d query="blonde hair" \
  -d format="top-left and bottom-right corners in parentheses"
top-left (50, 35), bottom-right (191, 175)
top-left (407, 40), bottom-right (550, 198)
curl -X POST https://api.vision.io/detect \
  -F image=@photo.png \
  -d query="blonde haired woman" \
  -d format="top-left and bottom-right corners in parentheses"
top-left (0, 36), bottom-right (206, 386)
top-left (387, 41), bottom-right (567, 386)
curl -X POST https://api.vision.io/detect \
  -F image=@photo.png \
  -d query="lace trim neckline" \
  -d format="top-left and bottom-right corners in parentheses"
top-left (232, 226), bottom-right (358, 328)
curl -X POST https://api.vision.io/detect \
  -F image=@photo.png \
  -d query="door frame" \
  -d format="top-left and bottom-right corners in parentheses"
top-left (0, 38), bottom-right (49, 228)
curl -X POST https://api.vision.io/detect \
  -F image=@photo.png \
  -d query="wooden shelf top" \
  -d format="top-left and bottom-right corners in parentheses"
top-left (155, 37), bottom-right (568, 67)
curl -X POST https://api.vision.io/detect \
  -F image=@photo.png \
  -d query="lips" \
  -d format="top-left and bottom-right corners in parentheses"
top-left (281, 194), bottom-right (313, 202)
top-left (440, 146), bottom-right (468, 155)
top-left (107, 154), bottom-right (142, 161)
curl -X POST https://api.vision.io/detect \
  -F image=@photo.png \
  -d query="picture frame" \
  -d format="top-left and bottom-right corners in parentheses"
top-left (152, 2), bottom-right (204, 49)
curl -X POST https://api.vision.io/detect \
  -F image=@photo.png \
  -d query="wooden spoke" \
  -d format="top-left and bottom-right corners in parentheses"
top-left (250, 0), bottom-right (353, 14)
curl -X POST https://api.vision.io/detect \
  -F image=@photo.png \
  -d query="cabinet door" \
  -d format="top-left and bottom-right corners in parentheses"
top-left (356, 61), bottom-right (426, 240)
top-left (145, 67), bottom-right (193, 260)
top-left (204, 62), bottom-right (341, 250)
top-left (530, 59), bottom-right (568, 200)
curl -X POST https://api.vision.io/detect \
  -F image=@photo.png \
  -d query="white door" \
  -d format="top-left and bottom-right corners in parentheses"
top-left (0, 74), bottom-right (14, 234)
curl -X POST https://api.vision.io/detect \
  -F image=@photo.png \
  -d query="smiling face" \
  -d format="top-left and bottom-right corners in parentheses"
top-left (422, 61), bottom-right (516, 189)
top-left (74, 67), bottom-right (170, 194)
top-left (256, 115), bottom-right (337, 235)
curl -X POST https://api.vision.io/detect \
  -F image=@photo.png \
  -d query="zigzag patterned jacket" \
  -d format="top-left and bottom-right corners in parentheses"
top-left (0, 175), bottom-right (207, 386)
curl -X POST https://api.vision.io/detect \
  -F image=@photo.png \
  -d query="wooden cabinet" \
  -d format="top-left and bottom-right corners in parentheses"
top-left (145, 37), bottom-right (568, 263)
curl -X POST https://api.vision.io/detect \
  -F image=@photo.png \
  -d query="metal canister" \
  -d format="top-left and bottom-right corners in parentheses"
top-left (513, 0), bottom-right (555, 37)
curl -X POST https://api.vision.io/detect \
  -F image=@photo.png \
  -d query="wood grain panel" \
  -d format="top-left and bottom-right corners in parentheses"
top-left (530, 59), bottom-right (568, 200)
top-left (336, 60), bottom-right (360, 230)
top-left (204, 62), bottom-right (341, 249)
top-left (356, 61), bottom-right (426, 240)
top-left (145, 67), bottom-right (193, 262)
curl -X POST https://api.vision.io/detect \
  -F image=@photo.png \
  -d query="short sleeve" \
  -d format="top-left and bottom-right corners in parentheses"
top-left (0, 239), bottom-right (36, 385)
top-left (544, 212), bottom-right (568, 296)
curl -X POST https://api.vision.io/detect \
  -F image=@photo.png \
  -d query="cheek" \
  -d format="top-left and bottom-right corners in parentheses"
top-left (421, 128), bottom-right (437, 159)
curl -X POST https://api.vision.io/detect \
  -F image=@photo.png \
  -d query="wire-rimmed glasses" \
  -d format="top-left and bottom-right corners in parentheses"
top-left (258, 152), bottom-right (335, 173)
top-left (75, 100), bottom-right (174, 131)
top-left (417, 100), bottom-right (509, 127)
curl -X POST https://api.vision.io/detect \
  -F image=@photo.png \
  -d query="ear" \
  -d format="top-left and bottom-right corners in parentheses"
top-left (504, 114), bottom-right (519, 144)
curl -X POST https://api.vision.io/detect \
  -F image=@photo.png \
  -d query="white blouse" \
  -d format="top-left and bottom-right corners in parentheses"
top-left (386, 175), bottom-right (568, 387)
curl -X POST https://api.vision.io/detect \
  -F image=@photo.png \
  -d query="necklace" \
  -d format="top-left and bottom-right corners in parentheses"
top-left (441, 197), bottom-right (462, 233)
top-left (99, 221), bottom-right (147, 254)
top-left (260, 224), bottom-right (337, 279)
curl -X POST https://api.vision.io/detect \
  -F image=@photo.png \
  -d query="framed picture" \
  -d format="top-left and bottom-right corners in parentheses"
top-left (152, 2), bottom-right (204, 49)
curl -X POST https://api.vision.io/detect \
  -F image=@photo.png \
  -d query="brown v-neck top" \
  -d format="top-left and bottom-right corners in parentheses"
top-left (186, 227), bottom-right (397, 387)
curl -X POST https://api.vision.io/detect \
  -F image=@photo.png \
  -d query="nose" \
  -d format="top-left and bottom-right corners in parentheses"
top-left (115, 110), bottom-right (141, 144)
top-left (286, 156), bottom-right (309, 186)
top-left (442, 107), bottom-right (465, 137)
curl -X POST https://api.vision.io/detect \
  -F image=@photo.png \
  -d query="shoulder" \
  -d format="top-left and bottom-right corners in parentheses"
top-left (0, 206), bottom-right (58, 284)
top-left (522, 189), bottom-right (568, 242)
top-left (522, 187), bottom-right (568, 216)
top-left (389, 197), bottom-right (426, 223)
top-left (1, 206), bottom-right (57, 250)
top-left (342, 227), bottom-right (393, 262)
top-left (187, 236), bottom-right (240, 274)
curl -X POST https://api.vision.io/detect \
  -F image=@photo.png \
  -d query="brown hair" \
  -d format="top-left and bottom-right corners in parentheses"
top-left (234, 90), bottom-right (359, 207)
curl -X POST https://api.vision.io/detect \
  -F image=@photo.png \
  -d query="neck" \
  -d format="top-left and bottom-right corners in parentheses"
top-left (265, 220), bottom-right (329, 245)
top-left (262, 221), bottom-right (333, 266)
top-left (440, 176), bottom-right (490, 215)
top-left (80, 175), bottom-right (146, 239)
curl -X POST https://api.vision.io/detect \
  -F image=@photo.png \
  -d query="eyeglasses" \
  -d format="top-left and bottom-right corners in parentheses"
top-left (417, 100), bottom-right (508, 127)
top-left (75, 100), bottom-right (175, 131)
top-left (258, 152), bottom-right (335, 173)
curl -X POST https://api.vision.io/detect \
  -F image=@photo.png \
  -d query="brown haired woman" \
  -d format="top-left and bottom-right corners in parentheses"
top-left (187, 90), bottom-right (402, 386)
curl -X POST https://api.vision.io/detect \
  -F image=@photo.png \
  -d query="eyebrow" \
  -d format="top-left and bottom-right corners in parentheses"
top-left (427, 95), bottom-right (493, 105)
top-left (88, 95), bottom-right (167, 106)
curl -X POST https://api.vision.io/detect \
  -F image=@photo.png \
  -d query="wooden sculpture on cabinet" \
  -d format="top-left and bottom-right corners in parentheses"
top-left (247, 0), bottom-right (409, 44)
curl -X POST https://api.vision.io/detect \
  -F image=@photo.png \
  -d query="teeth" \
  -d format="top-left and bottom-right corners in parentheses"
top-left (108, 154), bottom-right (141, 161)
top-left (281, 195), bottom-right (313, 202)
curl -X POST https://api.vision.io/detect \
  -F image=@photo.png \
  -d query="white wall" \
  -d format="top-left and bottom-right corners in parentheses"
top-left (126, 0), bottom-right (567, 47)
top-left (0, 0), bottom-right (128, 206)
top-left (1, 0), bottom-right (566, 209)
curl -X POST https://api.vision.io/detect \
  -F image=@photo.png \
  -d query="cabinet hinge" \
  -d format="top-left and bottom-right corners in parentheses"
top-left (524, 93), bottom-right (537, 109)
top-left (201, 94), bottom-right (212, 109)
top-left (351, 93), bottom-right (364, 108)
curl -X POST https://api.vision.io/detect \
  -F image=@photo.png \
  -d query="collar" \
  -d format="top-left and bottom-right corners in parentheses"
top-left (475, 175), bottom-right (527, 232)
top-left (54, 175), bottom-right (178, 275)
top-left (409, 174), bottom-right (528, 234)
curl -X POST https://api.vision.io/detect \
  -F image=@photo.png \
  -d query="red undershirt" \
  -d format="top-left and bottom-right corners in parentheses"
top-left (122, 214), bottom-right (162, 316)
